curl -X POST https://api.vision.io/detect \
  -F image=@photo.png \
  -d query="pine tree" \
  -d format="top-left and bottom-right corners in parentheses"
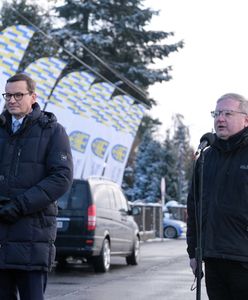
top-left (122, 114), bottom-right (194, 203)
top-left (161, 130), bottom-right (178, 202)
top-left (131, 130), bottom-right (164, 202)
top-left (52, 0), bottom-right (184, 103)
top-left (168, 114), bottom-right (194, 204)
top-left (1, 0), bottom-right (183, 105)
top-left (122, 114), bottom-right (162, 201)
top-left (127, 114), bottom-right (162, 166)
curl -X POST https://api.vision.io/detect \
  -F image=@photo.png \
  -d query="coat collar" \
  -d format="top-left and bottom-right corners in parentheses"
top-left (213, 127), bottom-right (248, 152)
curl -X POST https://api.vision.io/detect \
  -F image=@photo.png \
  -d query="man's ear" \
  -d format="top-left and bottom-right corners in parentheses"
top-left (244, 115), bottom-right (248, 127)
top-left (31, 93), bottom-right (37, 104)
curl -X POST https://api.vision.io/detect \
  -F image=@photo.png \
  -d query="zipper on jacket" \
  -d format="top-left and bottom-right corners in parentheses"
top-left (14, 147), bottom-right (22, 176)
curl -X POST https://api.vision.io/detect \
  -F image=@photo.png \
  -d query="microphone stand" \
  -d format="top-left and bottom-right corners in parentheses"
top-left (195, 148), bottom-right (205, 300)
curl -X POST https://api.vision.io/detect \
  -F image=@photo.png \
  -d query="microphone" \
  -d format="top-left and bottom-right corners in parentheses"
top-left (195, 132), bottom-right (215, 156)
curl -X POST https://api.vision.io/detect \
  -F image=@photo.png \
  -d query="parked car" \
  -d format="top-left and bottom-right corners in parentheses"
top-left (163, 217), bottom-right (187, 239)
top-left (55, 177), bottom-right (140, 272)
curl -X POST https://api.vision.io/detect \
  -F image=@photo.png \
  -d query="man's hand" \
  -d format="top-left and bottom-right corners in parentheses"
top-left (190, 257), bottom-right (197, 275)
top-left (0, 200), bottom-right (22, 223)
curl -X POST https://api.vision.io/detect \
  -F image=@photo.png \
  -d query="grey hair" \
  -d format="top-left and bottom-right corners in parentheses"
top-left (217, 93), bottom-right (248, 114)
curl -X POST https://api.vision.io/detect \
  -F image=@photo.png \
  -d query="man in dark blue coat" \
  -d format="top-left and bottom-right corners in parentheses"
top-left (0, 73), bottom-right (73, 300)
top-left (187, 93), bottom-right (248, 300)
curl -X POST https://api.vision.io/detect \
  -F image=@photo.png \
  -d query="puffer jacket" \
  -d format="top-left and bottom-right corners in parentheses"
top-left (187, 127), bottom-right (248, 262)
top-left (0, 103), bottom-right (73, 271)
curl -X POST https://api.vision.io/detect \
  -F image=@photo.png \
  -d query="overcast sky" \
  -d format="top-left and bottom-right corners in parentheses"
top-left (145, 0), bottom-right (248, 148)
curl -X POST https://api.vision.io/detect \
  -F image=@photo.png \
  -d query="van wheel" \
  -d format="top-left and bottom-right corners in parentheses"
top-left (126, 236), bottom-right (140, 265)
top-left (93, 239), bottom-right (111, 273)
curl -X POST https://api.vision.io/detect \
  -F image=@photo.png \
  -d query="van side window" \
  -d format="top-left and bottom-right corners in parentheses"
top-left (112, 187), bottom-right (128, 211)
top-left (93, 185), bottom-right (112, 209)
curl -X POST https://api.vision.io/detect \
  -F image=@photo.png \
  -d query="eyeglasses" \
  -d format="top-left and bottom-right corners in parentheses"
top-left (2, 92), bottom-right (31, 102)
top-left (211, 110), bottom-right (247, 118)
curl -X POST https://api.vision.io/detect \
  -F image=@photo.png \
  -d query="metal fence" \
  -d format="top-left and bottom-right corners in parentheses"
top-left (130, 203), bottom-right (162, 241)
top-left (130, 202), bottom-right (187, 241)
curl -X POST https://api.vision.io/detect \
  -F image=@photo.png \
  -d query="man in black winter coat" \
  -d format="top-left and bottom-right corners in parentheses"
top-left (0, 73), bottom-right (73, 300)
top-left (187, 93), bottom-right (248, 300)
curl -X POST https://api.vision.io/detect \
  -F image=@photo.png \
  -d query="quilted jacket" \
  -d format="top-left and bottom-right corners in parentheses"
top-left (0, 103), bottom-right (73, 271)
top-left (187, 127), bottom-right (248, 262)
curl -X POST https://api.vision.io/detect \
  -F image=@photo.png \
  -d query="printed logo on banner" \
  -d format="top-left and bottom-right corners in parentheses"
top-left (91, 138), bottom-right (109, 158)
top-left (69, 131), bottom-right (90, 153)
top-left (111, 144), bottom-right (128, 163)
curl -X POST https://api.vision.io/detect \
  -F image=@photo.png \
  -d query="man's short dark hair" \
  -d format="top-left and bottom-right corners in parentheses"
top-left (7, 73), bottom-right (36, 93)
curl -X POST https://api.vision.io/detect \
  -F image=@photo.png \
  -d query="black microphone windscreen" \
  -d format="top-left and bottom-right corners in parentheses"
top-left (200, 132), bottom-right (215, 146)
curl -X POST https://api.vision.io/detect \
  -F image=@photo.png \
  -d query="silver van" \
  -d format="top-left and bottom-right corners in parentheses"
top-left (55, 177), bottom-right (140, 272)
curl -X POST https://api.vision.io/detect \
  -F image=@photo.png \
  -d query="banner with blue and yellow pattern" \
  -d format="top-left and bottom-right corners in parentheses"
top-left (0, 25), bottom-right (146, 185)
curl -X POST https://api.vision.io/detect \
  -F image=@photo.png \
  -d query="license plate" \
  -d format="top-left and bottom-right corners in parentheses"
top-left (57, 221), bottom-right (63, 228)
top-left (56, 217), bottom-right (70, 229)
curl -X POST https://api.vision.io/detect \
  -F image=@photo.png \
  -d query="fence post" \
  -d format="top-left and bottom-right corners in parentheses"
top-left (159, 204), bottom-right (164, 240)
top-left (153, 206), bottom-right (156, 234)
top-left (160, 177), bottom-right (166, 240)
top-left (142, 205), bottom-right (146, 240)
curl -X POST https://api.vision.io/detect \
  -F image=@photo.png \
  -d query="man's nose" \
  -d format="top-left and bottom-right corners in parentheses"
top-left (216, 111), bottom-right (226, 119)
top-left (8, 95), bottom-right (17, 102)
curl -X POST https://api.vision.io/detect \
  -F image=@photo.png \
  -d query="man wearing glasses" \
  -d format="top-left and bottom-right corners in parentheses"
top-left (187, 93), bottom-right (248, 300)
top-left (0, 73), bottom-right (73, 299)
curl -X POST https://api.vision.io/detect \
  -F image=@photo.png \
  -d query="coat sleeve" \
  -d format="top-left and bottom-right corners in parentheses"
top-left (186, 163), bottom-right (198, 259)
top-left (16, 123), bottom-right (73, 214)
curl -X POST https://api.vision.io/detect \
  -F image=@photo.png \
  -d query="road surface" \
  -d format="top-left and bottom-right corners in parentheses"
top-left (46, 237), bottom-right (208, 300)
